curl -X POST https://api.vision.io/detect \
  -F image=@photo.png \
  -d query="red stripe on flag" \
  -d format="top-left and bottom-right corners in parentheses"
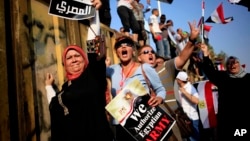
top-left (204, 25), bottom-right (212, 32)
top-left (167, 90), bottom-right (174, 95)
top-left (205, 81), bottom-right (217, 128)
top-left (217, 3), bottom-right (226, 24)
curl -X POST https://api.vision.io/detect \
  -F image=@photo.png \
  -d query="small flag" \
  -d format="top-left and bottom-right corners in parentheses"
top-left (215, 59), bottom-right (225, 71)
top-left (205, 3), bottom-right (234, 24)
top-left (228, 0), bottom-right (250, 11)
top-left (157, 0), bottom-right (174, 4)
top-left (217, 63), bottom-right (225, 71)
top-left (197, 17), bottom-right (212, 41)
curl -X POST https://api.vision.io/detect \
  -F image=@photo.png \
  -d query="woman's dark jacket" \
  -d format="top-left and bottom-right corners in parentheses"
top-left (200, 56), bottom-right (249, 140)
top-left (49, 53), bottom-right (113, 141)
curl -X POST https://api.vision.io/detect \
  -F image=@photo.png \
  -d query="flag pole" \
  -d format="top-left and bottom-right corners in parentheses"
top-left (201, 0), bottom-right (205, 43)
top-left (157, 0), bottom-right (162, 16)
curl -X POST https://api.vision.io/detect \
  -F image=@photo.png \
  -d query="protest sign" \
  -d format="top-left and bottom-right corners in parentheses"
top-left (48, 0), bottom-right (95, 20)
top-left (106, 79), bottom-right (175, 141)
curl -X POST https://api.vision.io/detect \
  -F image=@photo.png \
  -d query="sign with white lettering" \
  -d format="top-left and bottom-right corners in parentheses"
top-left (48, 0), bottom-right (95, 20)
top-left (106, 79), bottom-right (175, 141)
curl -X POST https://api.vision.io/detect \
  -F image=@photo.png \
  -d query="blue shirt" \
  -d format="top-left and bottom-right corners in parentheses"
top-left (106, 63), bottom-right (166, 100)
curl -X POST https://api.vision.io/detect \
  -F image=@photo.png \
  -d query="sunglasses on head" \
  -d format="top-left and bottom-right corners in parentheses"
top-left (140, 50), bottom-right (155, 55)
top-left (118, 43), bottom-right (133, 48)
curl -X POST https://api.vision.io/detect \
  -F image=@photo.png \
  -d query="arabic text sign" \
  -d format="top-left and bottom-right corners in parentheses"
top-left (48, 0), bottom-right (95, 20)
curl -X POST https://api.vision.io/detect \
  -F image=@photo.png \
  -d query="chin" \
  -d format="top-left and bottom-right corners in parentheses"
top-left (230, 70), bottom-right (238, 74)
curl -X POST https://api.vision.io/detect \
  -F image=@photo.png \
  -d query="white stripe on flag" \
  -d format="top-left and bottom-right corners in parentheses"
top-left (196, 80), bottom-right (218, 129)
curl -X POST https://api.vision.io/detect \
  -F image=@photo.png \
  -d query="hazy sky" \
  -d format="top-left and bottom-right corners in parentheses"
top-left (110, 0), bottom-right (250, 72)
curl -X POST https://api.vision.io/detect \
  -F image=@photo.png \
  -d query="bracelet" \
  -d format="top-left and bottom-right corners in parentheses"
top-left (188, 38), bottom-right (197, 45)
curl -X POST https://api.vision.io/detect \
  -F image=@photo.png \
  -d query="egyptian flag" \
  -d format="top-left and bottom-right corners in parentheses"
top-left (229, 0), bottom-right (250, 11)
top-left (157, 0), bottom-right (174, 4)
top-left (205, 3), bottom-right (234, 24)
top-left (203, 25), bottom-right (212, 39)
top-left (214, 60), bottom-right (225, 71)
top-left (217, 63), bottom-right (225, 71)
top-left (197, 17), bottom-right (212, 43)
top-left (194, 80), bottom-right (218, 129)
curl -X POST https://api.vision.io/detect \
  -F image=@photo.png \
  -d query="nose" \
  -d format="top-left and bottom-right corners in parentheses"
top-left (72, 56), bottom-right (77, 62)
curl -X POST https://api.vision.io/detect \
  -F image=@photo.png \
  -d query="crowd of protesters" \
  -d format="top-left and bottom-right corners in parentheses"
top-left (44, 0), bottom-right (249, 141)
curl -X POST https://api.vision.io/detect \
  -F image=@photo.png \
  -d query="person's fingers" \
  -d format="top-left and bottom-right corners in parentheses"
top-left (148, 97), bottom-right (162, 107)
top-left (192, 20), bottom-right (196, 27)
top-left (148, 97), bottom-right (154, 105)
top-left (188, 21), bottom-right (191, 29)
top-left (151, 100), bottom-right (161, 107)
top-left (46, 73), bottom-right (50, 80)
top-left (91, 0), bottom-right (102, 10)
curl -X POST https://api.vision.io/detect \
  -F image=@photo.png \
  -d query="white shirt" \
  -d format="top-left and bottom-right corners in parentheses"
top-left (45, 85), bottom-right (56, 104)
top-left (148, 14), bottom-right (162, 33)
top-left (175, 33), bottom-right (188, 52)
top-left (117, 0), bottom-right (133, 9)
top-left (178, 82), bottom-right (199, 120)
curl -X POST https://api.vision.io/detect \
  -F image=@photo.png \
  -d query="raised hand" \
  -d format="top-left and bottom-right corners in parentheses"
top-left (45, 73), bottom-right (54, 86)
top-left (200, 43), bottom-right (209, 57)
top-left (91, 0), bottom-right (102, 10)
top-left (188, 20), bottom-right (200, 40)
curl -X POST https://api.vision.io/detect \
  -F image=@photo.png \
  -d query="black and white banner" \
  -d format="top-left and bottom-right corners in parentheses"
top-left (48, 0), bottom-right (95, 20)
top-left (106, 79), bottom-right (175, 141)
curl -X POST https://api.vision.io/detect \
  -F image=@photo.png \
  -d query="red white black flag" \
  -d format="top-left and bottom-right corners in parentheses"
top-left (157, 0), bottom-right (174, 4)
top-left (228, 0), bottom-right (250, 11)
top-left (205, 3), bottom-right (234, 24)
top-left (198, 17), bottom-right (212, 40)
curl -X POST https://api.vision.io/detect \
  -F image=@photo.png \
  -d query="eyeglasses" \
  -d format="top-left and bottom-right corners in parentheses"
top-left (140, 50), bottom-right (155, 55)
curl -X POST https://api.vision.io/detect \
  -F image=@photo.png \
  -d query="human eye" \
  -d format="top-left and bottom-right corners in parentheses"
top-left (74, 54), bottom-right (81, 58)
top-left (66, 55), bottom-right (72, 60)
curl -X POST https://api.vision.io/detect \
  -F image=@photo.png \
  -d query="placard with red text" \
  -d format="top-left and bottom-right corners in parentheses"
top-left (105, 79), bottom-right (176, 141)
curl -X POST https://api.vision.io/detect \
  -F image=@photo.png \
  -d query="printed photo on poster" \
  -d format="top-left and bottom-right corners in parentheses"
top-left (106, 79), bottom-right (176, 141)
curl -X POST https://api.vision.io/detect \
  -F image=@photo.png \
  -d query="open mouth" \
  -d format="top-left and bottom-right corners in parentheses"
top-left (149, 55), bottom-right (153, 60)
top-left (121, 50), bottom-right (128, 57)
top-left (147, 55), bottom-right (155, 64)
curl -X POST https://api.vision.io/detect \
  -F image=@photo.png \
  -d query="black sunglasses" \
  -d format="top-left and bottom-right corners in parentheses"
top-left (140, 50), bottom-right (155, 55)
top-left (117, 43), bottom-right (133, 48)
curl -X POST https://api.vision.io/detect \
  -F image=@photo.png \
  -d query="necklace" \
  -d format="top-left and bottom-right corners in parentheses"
top-left (119, 62), bottom-right (136, 89)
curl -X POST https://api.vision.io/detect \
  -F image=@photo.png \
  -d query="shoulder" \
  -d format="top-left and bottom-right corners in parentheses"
top-left (106, 64), bottom-right (121, 75)
top-left (165, 59), bottom-right (175, 69)
top-left (149, 15), bottom-right (156, 19)
top-left (108, 64), bottom-right (120, 69)
top-left (166, 59), bottom-right (174, 65)
top-left (244, 73), bottom-right (250, 78)
top-left (141, 63), bottom-right (154, 70)
top-left (188, 82), bottom-right (198, 91)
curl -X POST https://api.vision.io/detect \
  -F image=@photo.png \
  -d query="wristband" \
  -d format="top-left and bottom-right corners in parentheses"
top-left (188, 38), bottom-right (197, 45)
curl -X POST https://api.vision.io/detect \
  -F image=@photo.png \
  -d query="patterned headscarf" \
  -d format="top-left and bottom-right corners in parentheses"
top-left (62, 45), bottom-right (89, 81)
top-left (226, 56), bottom-right (246, 78)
